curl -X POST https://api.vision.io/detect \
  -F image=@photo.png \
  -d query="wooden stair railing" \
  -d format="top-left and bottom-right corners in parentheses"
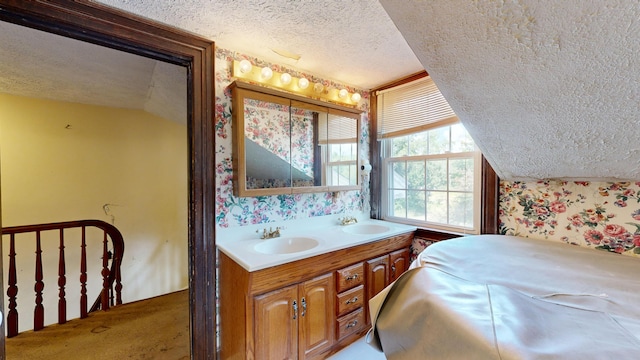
top-left (1, 220), bottom-right (124, 338)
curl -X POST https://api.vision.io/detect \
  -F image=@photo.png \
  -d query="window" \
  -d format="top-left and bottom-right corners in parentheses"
top-left (377, 77), bottom-right (481, 233)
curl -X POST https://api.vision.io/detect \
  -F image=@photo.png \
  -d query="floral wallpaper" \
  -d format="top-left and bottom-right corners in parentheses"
top-left (214, 48), bottom-right (370, 228)
top-left (499, 180), bottom-right (640, 257)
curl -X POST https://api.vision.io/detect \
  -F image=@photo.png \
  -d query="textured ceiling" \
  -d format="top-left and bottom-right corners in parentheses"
top-left (93, 0), bottom-right (424, 89)
top-left (0, 20), bottom-right (186, 124)
top-left (3, 1), bottom-right (637, 181)
top-left (380, 0), bottom-right (640, 181)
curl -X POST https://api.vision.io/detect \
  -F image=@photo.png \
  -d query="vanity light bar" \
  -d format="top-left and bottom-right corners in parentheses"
top-left (232, 60), bottom-right (360, 107)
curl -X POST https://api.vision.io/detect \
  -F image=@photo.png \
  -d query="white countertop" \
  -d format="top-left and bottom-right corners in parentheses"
top-left (216, 214), bottom-right (417, 272)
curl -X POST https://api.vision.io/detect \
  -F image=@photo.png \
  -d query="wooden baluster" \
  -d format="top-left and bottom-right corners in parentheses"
top-left (101, 231), bottom-right (110, 311)
top-left (115, 254), bottom-right (123, 306)
top-left (58, 228), bottom-right (67, 324)
top-left (80, 226), bottom-right (88, 318)
top-left (7, 234), bottom-right (19, 338)
top-left (34, 231), bottom-right (44, 331)
top-left (110, 283), bottom-right (115, 307)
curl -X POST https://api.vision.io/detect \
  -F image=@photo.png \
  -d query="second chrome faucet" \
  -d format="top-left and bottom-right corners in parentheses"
top-left (257, 226), bottom-right (282, 239)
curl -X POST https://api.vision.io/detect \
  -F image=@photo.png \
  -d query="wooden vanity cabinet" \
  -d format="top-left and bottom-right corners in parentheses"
top-left (365, 248), bottom-right (410, 324)
top-left (336, 284), bottom-right (363, 316)
top-left (254, 273), bottom-right (334, 360)
top-left (334, 263), bottom-right (366, 341)
top-left (254, 285), bottom-right (298, 358)
top-left (365, 256), bottom-right (389, 303)
top-left (219, 231), bottom-right (414, 359)
top-left (390, 248), bottom-right (410, 283)
top-left (298, 274), bottom-right (335, 359)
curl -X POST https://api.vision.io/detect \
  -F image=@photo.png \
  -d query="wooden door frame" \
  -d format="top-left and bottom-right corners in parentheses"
top-left (0, 1), bottom-right (216, 358)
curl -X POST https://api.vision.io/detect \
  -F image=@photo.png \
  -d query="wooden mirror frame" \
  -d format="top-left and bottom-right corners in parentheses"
top-left (0, 1), bottom-right (216, 358)
top-left (230, 80), bottom-right (362, 197)
top-left (232, 85), bottom-right (295, 197)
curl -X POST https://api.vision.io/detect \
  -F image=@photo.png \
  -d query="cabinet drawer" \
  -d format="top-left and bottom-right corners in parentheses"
top-left (336, 308), bottom-right (365, 341)
top-left (336, 262), bottom-right (364, 292)
top-left (336, 285), bottom-right (363, 317)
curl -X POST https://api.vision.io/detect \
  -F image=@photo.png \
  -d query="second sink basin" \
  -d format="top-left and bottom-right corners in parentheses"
top-left (254, 237), bottom-right (319, 255)
top-left (341, 223), bottom-right (390, 235)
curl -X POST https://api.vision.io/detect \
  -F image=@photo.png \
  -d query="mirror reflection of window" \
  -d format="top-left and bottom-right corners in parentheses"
top-left (323, 113), bottom-right (358, 187)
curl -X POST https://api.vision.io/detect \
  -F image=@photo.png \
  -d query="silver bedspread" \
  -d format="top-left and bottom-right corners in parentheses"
top-left (367, 235), bottom-right (640, 359)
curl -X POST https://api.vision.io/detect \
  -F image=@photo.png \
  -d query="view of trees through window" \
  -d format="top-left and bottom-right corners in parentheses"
top-left (383, 123), bottom-right (479, 231)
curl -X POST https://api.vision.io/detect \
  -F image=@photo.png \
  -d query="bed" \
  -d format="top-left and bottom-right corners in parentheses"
top-left (367, 235), bottom-right (640, 359)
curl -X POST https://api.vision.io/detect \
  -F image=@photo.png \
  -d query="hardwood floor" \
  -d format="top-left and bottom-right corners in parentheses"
top-left (6, 290), bottom-right (189, 360)
top-left (5, 289), bottom-right (388, 359)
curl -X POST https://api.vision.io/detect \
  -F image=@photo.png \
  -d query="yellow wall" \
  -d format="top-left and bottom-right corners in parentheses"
top-left (0, 93), bottom-right (188, 331)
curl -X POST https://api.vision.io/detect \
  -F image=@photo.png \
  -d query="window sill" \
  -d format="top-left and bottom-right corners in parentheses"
top-left (414, 227), bottom-right (465, 242)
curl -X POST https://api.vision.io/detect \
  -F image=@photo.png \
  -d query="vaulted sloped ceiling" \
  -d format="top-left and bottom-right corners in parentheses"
top-left (3, 0), bottom-right (638, 181)
top-left (2, 0), bottom-right (421, 124)
top-left (0, 20), bottom-right (186, 124)
top-left (94, 0), bottom-right (424, 90)
top-left (380, 0), bottom-right (640, 181)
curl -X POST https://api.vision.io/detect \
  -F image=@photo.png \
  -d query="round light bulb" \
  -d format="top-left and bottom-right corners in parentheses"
top-left (314, 82), bottom-right (324, 93)
top-left (239, 59), bottom-right (252, 73)
top-left (351, 92), bottom-right (361, 103)
top-left (338, 89), bottom-right (349, 99)
top-left (280, 73), bottom-right (292, 85)
top-left (298, 77), bottom-right (309, 89)
top-left (261, 67), bottom-right (273, 80)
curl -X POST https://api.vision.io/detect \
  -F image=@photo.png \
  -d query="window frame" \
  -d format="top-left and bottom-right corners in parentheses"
top-left (380, 125), bottom-right (482, 234)
top-left (369, 71), bottom-right (499, 235)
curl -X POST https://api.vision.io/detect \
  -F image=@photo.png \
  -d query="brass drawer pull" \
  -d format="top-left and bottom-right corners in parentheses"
top-left (345, 274), bottom-right (359, 281)
top-left (346, 320), bottom-right (358, 329)
top-left (345, 296), bottom-right (359, 305)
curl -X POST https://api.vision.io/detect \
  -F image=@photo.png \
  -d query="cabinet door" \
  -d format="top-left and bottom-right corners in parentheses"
top-left (366, 255), bottom-right (390, 304)
top-left (389, 248), bottom-right (410, 283)
top-left (254, 285), bottom-right (298, 360)
top-left (299, 273), bottom-right (335, 359)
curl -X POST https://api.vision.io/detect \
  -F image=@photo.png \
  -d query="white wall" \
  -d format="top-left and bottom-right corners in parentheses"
top-left (0, 93), bottom-right (188, 332)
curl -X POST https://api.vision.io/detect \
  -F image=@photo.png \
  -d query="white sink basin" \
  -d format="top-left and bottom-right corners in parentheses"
top-left (254, 237), bottom-right (319, 254)
top-left (341, 224), bottom-right (390, 235)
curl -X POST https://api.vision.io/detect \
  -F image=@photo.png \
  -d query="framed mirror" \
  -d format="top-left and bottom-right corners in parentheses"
top-left (231, 81), bottom-right (361, 197)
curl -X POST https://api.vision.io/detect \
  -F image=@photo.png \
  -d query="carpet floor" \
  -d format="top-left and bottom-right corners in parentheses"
top-left (6, 290), bottom-right (190, 359)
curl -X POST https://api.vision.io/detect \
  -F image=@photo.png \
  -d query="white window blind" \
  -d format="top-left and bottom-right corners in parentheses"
top-left (377, 76), bottom-right (458, 139)
top-left (318, 113), bottom-right (358, 144)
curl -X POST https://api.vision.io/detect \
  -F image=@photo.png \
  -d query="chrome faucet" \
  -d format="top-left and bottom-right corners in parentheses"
top-left (257, 226), bottom-right (282, 239)
top-left (338, 216), bottom-right (358, 226)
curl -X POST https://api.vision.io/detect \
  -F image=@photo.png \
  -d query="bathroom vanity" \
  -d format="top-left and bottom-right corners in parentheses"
top-left (217, 218), bottom-right (416, 359)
